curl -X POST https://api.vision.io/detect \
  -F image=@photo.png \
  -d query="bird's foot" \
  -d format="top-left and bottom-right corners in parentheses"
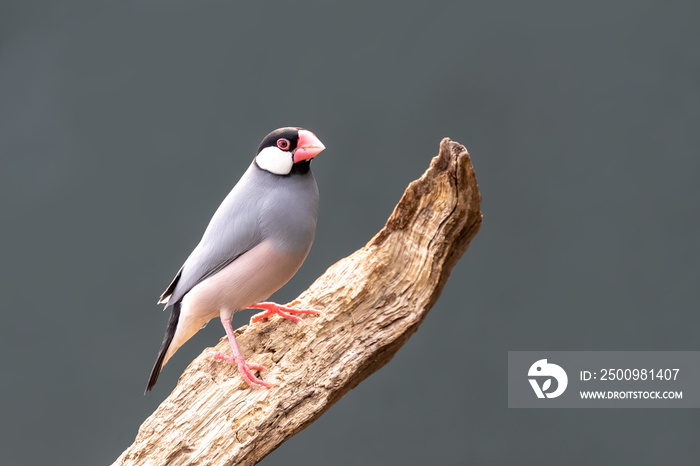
top-left (249, 300), bottom-right (321, 325)
top-left (212, 352), bottom-right (276, 388)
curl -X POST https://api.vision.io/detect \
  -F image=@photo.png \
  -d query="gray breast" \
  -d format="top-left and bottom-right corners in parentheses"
top-left (255, 165), bottom-right (319, 257)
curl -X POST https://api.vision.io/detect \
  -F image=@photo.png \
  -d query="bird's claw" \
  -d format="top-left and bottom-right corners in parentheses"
top-left (249, 301), bottom-right (321, 325)
top-left (212, 352), bottom-right (276, 388)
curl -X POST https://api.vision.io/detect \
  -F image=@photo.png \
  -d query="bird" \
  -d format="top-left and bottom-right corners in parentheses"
top-left (145, 127), bottom-right (326, 393)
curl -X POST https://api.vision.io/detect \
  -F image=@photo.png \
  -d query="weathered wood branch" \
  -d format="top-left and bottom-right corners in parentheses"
top-left (114, 138), bottom-right (482, 466)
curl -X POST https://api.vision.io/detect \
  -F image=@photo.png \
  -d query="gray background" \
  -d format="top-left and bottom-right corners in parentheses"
top-left (1, 1), bottom-right (698, 465)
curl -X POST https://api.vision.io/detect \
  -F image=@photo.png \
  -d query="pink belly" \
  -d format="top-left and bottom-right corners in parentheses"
top-left (181, 240), bottom-right (307, 319)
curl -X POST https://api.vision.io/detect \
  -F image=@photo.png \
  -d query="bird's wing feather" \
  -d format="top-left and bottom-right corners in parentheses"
top-left (158, 266), bottom-right (182, 304)
top-left (159, 168), bottom-right (264, 307)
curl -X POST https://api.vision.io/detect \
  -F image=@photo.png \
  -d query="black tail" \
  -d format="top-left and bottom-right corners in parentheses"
top-left (145, 301), bottom-right (181, 393)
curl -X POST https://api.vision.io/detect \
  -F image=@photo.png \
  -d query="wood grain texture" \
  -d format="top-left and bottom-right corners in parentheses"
top-left (114, 138), bottom-right (482, 466)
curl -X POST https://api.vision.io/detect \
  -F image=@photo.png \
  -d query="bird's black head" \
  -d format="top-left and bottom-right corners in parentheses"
top-left (254, 127), bottom-right (325, 176)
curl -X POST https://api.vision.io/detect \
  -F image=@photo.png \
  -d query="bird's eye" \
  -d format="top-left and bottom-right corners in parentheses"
top-left (277, 138), bottom-right (290, 150)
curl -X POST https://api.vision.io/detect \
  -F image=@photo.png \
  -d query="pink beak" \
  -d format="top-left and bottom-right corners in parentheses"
top-left (293, 129), bottom-right (326, 163)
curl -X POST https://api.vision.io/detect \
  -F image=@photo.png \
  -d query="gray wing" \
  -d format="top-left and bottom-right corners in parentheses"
top-left (158, 167), bottom-right (264, 307)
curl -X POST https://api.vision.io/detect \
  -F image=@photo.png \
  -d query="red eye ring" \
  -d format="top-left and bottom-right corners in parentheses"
top-left (277, 138), bottom-right (290, 150)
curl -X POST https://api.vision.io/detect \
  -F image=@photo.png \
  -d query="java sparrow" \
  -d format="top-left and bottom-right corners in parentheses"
top-left (146, 127), bottom-right (326, 392)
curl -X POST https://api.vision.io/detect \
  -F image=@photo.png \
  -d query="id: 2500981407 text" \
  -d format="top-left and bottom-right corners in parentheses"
top-left (580, 368), bottom-right (679, 382)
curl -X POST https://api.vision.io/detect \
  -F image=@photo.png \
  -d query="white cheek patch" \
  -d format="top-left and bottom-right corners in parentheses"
top-left (255, 146), bottom-right (294, 175)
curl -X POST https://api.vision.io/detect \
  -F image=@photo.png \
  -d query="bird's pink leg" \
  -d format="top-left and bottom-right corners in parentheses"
top-left (212, 316), bottom-right (275, 388)
top-left (249, 300), bottom-right (321, 324)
